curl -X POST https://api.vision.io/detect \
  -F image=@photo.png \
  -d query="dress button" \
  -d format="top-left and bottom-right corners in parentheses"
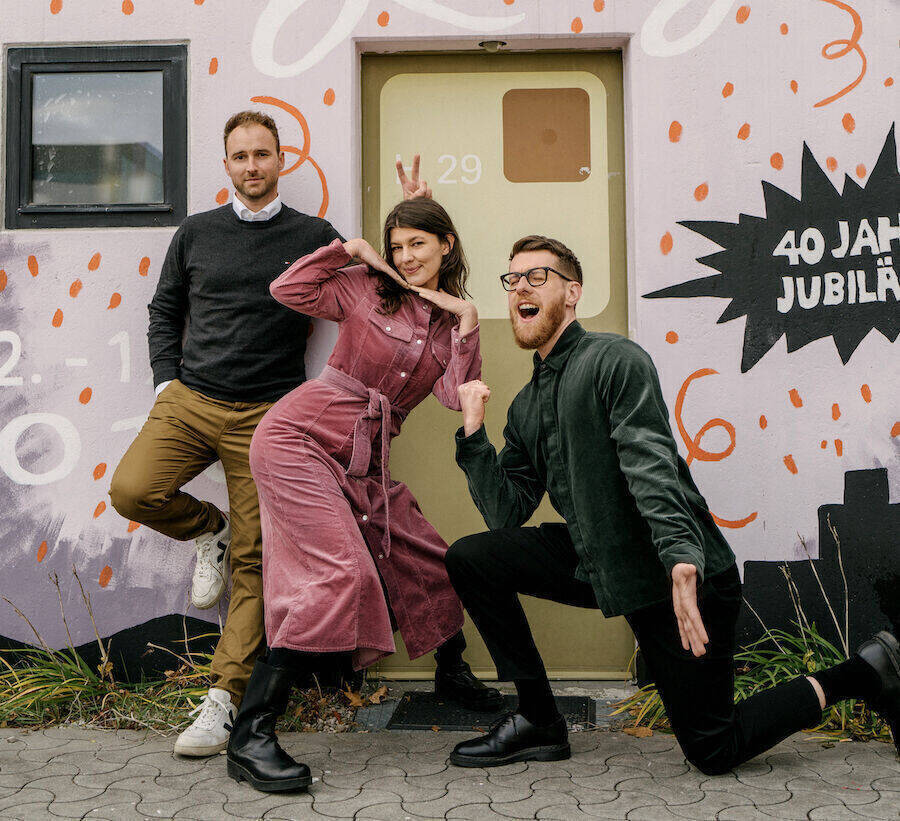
top-left (362, 514), bottom-right (368, 522)
top-left (385, 326), bottom-right (391, 332)
top-left (400, 372), bottom-right (407, 378)
top-left (460, 337), bottom-right (467, 343)
top-left (378, 553), bottom-right (384, 559)
top-left (416, 339), bottom-right (422, 345)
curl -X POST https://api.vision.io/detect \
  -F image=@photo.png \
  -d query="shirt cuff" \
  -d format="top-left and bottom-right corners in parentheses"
top-left (154, 380), bottom-right (173, 397)
top-left (660, 546), bottom-right (706, 584)
top-left (455, 424), bottom-right (492, 460)
top-left (451, 322), bottom-right (479, 348)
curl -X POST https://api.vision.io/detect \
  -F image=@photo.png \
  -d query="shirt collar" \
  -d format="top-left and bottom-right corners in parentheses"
top-left (532, 320), bottom-right (586, 374)
top-left (232, 194), bottom-right (282, 222)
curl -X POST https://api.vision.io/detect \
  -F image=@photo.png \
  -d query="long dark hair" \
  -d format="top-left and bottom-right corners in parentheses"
top-left (376, 199), bottom-right (469, 314)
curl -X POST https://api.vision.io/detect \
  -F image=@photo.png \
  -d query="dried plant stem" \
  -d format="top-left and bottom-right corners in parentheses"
top-left (48, 573), bottom-right (76, 652)
top-left (797, 533), bottom-right (848, 657)
top-left (826, 515), bottom-right (851, 657)
top-left (71, 564), bottom-right (112, 680)
top-left (742, 596), bottom-right (786, 653)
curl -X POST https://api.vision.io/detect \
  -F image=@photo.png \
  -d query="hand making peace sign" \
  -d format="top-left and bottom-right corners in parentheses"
top-left (397, 154), bottom-right (433, 200)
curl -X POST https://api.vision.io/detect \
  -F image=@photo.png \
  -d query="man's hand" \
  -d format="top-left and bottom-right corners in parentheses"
top-left (397, 154), bottom-right (432, 200)
top-left (458, 380), bottom-right (490, 436)
top-left (671, 563), bottom-right (709, 657)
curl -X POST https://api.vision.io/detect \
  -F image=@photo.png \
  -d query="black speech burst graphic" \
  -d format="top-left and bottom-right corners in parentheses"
top-left (644, 125), bottom-right (900, 372)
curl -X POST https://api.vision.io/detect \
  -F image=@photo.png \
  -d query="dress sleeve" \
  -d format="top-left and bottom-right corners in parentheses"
top-left (269, 238), bottom-right (369, 322)
top-left (432, 323), bottom-right (482, 410)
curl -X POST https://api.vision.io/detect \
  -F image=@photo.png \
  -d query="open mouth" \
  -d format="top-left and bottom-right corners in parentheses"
top-left (517, 302), bottom-right (540, 321)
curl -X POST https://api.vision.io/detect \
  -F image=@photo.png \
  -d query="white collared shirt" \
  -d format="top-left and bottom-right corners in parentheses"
top-left (232, 194), bottom-right (282, 222)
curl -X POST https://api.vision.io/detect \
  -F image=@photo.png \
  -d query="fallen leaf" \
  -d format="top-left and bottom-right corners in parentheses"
top-left (624, 726), bottom-right (653, 738)
top-left (342, 686), bottom-right (366, 708)
top-left (368, 684), bottom-right (389, 704)
top-left (431, 725), bottom-right (441, 732)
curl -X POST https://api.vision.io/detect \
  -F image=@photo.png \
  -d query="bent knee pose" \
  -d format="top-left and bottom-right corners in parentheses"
top-left (227, 190), bottom-right (503, 794)
top-left (109, 111), bottom-right (343, 757)
top-left (445, 234), bottom-right (900, 772)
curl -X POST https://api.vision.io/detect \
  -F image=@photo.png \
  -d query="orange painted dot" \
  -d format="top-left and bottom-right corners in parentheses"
top-left (783, 454), bottom-right (798, 474)
top-left (759, 415), bottom-right (768, 429)
top-left (821, 440), bottom-right (828, 449)
top-left (94, 502), bottom-right (107, 519)
top-left (99, 565), bottom-right (113, 587)
top-left (323, 88), bottom-right (336, 106)
top-left (79, 387), bottom-right (93, 404)
top-left (832, 403), bottom-right (841, 420)
top-left (790, 80), bottom-right (798, 94)
top-left (0, 270), bottom-right (7, 292)
top-left (571, 17), bottom-right (584, 33)
top-left (216, 188), bottom-right (229, 205)
top-left (891, 422), bottom-right (900, 437)
top-left (722, 82), bottom-right (734, 98)
top-left (52, 309), bottom-right (63, 328)
top-left (208, 57), bottom-right (218, 75)
top-left (594, 0), bottom-right (605, 9)
top-left (69, 279), bottom-right (83, 298)
top-left (504, 0), bottom-right (515, 4)
top-left (660, 232), bottom-right (674, 255)
top-left (139, 256), bottom-right (150, 276)
top-left (665, 331), bottom-right (679, 344)
top-left (736, 5), bottom-right (750, 24)
top-left (28, 256), bottom-right (39, 277)
top-left (834, 439), bottom-right (843, 456)
top-left (842, 112), bottom-right (855, 133)
top-left (861, 384), bottom-right (872, 403)
top-left (770, 152), bottom-right (784, 170)
top-left (93, 463), bottom-right (107, 480)
top-left (885, 77), bottom-right (894, 87)
top-left (694, 183), bottom-right (709, 201)
top-left (826, 156), bottom-right (838, 171)
top-left (122, 0), bottom-right (133, 13)
top-left (127, 521), bottom-right (141, 532)
top-left (108, 293), bottom-right (122, 310)
top-left (737, 123), bottom-right (750, 140)
top-left (789, 388), bottom-right (803, 407)
top-left (195, 0), bottom-right (205, 4)
top-left (37, 541), bottom-right (48, 561)
top-left (780, 22), bottom-right (788, 34)
top-left (855, 164), bottom-right (866, 178)
top-left (377, 10), bottom-right (389, 26)
top-left (668, 121), bottom-right (683, 142)
top-left (50, 0), bottom-right (62, 12)
top-left (88, 252), bottom-right (101, 271)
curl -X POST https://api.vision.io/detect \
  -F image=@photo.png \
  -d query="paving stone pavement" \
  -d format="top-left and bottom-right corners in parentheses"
top-left (0, 726), bottom-right (897, 820)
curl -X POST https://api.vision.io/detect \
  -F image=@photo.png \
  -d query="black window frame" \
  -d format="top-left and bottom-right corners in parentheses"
top-left (5, 44), bottom-right (187, 229)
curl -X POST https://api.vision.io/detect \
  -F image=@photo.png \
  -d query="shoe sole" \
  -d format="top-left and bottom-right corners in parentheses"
top-left (227, 759), bottom-right (311, 792)
top-left (449, 743), bottom-right (571, 768)
top-left (173, 739), bottom-right (228, 757)
top-left (434, 683), bottom-right (505, 713)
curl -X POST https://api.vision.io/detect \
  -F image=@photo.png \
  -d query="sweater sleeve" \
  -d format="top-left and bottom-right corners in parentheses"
top-left (147, 226), bottom-right (187, 388)
top-left (597, 339), bottom-right (708, 581)
top-left (455, 412), bottom-right (545, 529)
top-left (432, 323), bottom-right (482, 410)
top-left (269, 238), bottom-right (367, 322)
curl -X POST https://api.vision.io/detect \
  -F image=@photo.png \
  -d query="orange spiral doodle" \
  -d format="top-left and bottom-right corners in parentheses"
top-left (814, 0), bottom-right (866, 108)
top-left (250, 95), bottom-right (329, 218)
top-left (675, 368), bottom-right (757, 529)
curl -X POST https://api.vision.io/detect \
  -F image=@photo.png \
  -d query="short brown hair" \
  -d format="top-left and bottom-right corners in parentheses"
top-left (509, 235), bottom-right (583, 284)
top-left (223, 111), bottom-right (280, 154)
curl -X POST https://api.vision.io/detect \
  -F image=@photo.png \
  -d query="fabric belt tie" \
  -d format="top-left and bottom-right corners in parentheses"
top-left (318, 366), bottom-right (407, 557)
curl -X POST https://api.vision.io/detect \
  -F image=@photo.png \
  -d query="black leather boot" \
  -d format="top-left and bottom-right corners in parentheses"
top-left (434, 632), bottom-right (504, 712)
top-left (226, 659), bottom-right (312, 792)
top-left (857, 631), bottom-right (900, 755)
top-left (449, 712), bottom-right (570, 767)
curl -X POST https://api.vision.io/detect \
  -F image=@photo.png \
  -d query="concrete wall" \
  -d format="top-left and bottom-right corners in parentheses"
top-left (1, 0), bottom-right (897, 660)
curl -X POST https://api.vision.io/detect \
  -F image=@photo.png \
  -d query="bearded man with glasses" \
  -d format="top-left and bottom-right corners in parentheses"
top-left (444, 234), bottom-right (900, 773)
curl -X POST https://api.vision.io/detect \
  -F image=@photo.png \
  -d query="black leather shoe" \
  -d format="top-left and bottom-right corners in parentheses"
top-left (435, 661), bottom-right (504, 712)
top-left (226, 659), bottom-right (312, 792)
top-left (857, 631), bottom-right (900, 754)
top-left (449, 712), bottom-right (570, 767)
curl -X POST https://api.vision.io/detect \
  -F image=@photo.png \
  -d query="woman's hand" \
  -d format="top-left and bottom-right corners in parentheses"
top-left (343, 238), bottom-right (412, 290)
top-left (411, 286), bottom-right (478, 335)
top-left (396, 154), bottom-right (432, 200)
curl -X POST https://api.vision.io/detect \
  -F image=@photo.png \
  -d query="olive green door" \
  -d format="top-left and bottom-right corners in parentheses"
top-left (362, 51), bottom-right (632, 679)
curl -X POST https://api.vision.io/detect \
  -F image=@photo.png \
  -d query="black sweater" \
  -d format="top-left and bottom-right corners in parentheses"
top-left (148, 204), bottom-right (342, 402)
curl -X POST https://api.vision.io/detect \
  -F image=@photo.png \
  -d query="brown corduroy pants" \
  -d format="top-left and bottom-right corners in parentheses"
top-left (109, 379), bottom-right (273, 703)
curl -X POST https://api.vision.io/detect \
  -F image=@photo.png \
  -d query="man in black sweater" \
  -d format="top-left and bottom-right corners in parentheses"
top-left (110, 111), bottom-right (342, 757)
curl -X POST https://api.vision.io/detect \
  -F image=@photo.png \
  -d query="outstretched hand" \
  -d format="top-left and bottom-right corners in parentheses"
top-left (671, 563), bottom-right (710, 657)
top-left (397, 154), bottom-right (432, 200)
top-left (343, 238), bottom-right (412, 290)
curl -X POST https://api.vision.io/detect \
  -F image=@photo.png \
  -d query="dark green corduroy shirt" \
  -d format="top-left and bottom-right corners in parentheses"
top-left (455, 321), bottom-right (735, 617)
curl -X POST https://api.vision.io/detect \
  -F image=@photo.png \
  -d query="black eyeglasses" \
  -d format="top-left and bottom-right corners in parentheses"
top-left (500, 267), bottom-right (575, 291)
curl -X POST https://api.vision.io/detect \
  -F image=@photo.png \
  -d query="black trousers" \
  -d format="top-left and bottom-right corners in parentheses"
top-left (446, 524), bottom-right (823, 775)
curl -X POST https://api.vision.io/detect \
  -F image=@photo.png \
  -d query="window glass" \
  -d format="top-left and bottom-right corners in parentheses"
top-left (31, 71), bottom-right (164, 205)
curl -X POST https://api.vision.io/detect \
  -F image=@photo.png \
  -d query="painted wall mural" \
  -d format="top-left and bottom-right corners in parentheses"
top-left (0, 0), bottom-right (897, 672)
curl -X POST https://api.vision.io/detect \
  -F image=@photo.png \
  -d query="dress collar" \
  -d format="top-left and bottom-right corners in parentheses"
top-left (532, 320), bottom-right (586, 374)
top-left (232, 195), bottom-right (282, 222)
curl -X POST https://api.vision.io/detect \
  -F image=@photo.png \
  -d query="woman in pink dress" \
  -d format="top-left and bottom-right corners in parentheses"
top-left (227, 197), bottom-right (502, 792)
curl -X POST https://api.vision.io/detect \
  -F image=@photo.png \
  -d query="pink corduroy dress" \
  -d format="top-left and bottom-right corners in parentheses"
top-left (250, 239), bottom-right (478, 670)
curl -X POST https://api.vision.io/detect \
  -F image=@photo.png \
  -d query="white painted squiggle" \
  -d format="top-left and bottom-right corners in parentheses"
top-left (252, 0), bottom-right (525, 78)
top-left (640, 0), bottom-right (735, 57)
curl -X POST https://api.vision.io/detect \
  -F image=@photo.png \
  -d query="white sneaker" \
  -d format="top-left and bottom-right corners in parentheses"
top-left (191, 513), bottom-right (230, 609)
top-left (173, 687), bottom-right (235, 757)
